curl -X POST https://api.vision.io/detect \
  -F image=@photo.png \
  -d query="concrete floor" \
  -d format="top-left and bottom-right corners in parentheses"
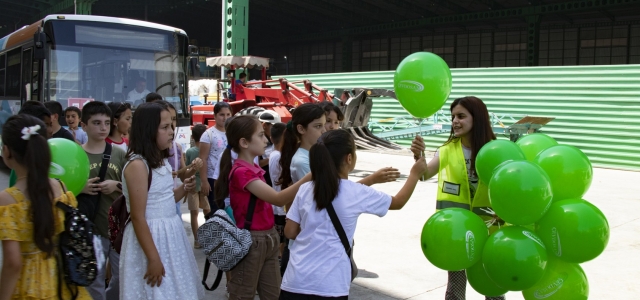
top-left (2, 150), bottom-right (639, 299)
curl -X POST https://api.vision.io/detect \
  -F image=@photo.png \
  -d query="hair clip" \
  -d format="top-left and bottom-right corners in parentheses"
top-left (21, 125), bottom-right (41, 140)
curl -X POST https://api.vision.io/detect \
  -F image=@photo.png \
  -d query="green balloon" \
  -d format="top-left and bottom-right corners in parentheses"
top-left (534, 145), bottom-right (593, 202)
top-left (394, 52), bottom-right (452, 118)
top-left (467, 261), bottom-right (508, 297)
top-left (535, 199), bottom-right (609, 263)
top-left (476, 140), bottom-right (526, 185)
top-left (523, 257), bottom-right (589, 300)
top-left (483, 227), bottom-right (548, 291)
top-left (420, 208), bottom-right (488, 271)
top-left (516, 133), bottom-right (558, 161)
top-left (488, 161), bottom-right (553, 225)
top-left (48, 138), bottom-right (90, 196)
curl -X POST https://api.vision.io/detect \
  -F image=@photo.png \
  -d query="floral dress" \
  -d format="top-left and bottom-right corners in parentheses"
top-left (0, 186), bottom-right (91, 300)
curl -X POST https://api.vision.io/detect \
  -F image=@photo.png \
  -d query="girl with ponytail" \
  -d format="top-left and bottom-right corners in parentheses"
top-left (214, 115), bottom-right (311, 299)
top-left (280, 129), bottom-right (427, 299)
top-left (0, 114), bottom-right (91, 299)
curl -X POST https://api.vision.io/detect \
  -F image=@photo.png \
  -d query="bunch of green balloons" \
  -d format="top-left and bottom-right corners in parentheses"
top-left (420, 133), bottom-right (609, 299)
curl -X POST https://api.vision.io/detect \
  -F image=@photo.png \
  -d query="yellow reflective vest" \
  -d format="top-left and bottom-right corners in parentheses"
top-left (437, 138), bottom-right (501, 230)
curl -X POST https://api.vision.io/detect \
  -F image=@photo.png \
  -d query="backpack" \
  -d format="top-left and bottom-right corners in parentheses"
top-left (108, 160), bottom-right (152, 254)
top-left (197, 168), bottom-right (257, 291)
top-left (55, 197), bottom-right (98, 294)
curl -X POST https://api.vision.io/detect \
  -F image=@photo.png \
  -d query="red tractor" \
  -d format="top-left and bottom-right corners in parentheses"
top-left (190, 56), bottom-right (401, 151)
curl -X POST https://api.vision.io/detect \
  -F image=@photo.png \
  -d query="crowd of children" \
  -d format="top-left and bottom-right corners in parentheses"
top-left (0, 95), bottom-right (502, 300)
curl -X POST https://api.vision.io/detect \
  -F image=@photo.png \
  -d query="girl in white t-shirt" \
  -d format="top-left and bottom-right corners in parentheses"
top-left (281, 129), bottom-right (427, 299)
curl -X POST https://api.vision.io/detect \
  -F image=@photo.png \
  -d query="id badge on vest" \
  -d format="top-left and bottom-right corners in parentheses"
top-left (442, 181), bottom-right (461, 196)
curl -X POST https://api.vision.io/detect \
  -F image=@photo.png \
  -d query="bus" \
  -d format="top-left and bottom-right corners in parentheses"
top-left (0, 14), bottom-right (191, 151)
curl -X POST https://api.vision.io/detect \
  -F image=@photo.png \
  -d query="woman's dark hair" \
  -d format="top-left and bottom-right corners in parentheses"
top-left (126, 102), bottom-right (171, 169)
top-left (2, 115), bottom-right (54, 256)
top-left (107, 102), bottom-right (132, 136)
top-left (319, 101), bottom-right (344, 121)
top-left (277, 103), bottom-right (325, 188)
top-left (309, 129), bottom-right (355, 210)
top-left (214, 115), bottom-right (261, 208)
top-left (145, 92), bottom-right (163, 102)
top-left (443, 96), bottom-right (496, 175)
top-left (214, 101), bottom-right (231, 115)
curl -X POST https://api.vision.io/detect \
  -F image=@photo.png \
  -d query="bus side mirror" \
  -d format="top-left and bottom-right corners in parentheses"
top-left (34, 31), bottom-right (46, 60)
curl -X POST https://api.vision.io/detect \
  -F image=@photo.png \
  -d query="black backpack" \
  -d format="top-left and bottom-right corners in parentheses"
top-left (55, 186), bottom-right (98, 298)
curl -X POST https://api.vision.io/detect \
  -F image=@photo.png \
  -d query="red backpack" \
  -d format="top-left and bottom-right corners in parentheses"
top-left (108, 169), bottom-right (152, 253)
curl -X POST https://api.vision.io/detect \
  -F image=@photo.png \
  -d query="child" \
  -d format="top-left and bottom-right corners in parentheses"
top-left (18, 101), bottom-right (54, 138)
top-left (185, 124), bottom-right (211, 248)
top-left (43, 101), bottom-right (75, 141)
top-left (410, 96), bottom-right (505, 300)
top-left (319, 101), bottom-right (345, 131)
top-left (278, 103), bottom-right (327, 190)
top-left (199, 102), bottom-right (232, 211)
top-left (64, 106), bottom-right (88, 144)
top-left (258, 110), bottom-right (282, 186)
top-left (79, 101), bottom-right (127, 300)
top-left (281, 129), bottom-right (427, 299)
top-left (119, 102), bottom-right (203, 299)
top-left (268, 122), bottom-right (287, 268)
top-left (9, 103), bottom-right (54, 187)
top-left (214, 115), bottom-right (312, 299)
top-left (0, 114), bottom-right (91, 299)
top-left (106, 102), bottom-right (132, 152)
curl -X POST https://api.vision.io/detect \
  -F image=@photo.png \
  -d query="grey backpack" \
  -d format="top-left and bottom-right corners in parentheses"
top-left (197, 185), bottom-right (257, 290)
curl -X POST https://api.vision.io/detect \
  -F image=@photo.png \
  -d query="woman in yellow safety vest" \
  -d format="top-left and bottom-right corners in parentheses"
top-left (410, 96), bottom-right (505, 300)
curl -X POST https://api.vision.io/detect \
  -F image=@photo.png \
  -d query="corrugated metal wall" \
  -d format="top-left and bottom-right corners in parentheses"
top-left (281, 64), bottom-right (640, 171)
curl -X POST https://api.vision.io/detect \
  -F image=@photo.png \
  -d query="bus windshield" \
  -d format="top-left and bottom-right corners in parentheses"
top-left (46, 20), bottom-right (188, 114)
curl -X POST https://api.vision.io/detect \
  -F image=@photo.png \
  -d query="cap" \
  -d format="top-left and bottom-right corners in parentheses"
top-left (258, 110), bottom-right (281, 124)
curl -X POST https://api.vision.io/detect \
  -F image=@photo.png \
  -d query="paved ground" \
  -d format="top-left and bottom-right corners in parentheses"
top-left (2, 150), bottom-right (639, 299)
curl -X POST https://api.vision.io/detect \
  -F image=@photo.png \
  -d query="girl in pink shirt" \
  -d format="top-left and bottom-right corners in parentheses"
top-left (214, 115), bottom-right (311, 299)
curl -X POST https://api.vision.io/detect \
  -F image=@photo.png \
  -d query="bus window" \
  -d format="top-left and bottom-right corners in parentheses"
top-left (0, 54), bottom-right (5, 96)
top-left (6, 48), bottom-right (21, 98)
top-left (22, 48), bottom-right (32, 100)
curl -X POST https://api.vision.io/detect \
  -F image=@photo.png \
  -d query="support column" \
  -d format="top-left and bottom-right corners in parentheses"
top-left (526, 15), bottom-right (541, 66)
top-left (341, 35), bottom-right (352, 72)
top-left (222, 0), bottom-right (249, 56)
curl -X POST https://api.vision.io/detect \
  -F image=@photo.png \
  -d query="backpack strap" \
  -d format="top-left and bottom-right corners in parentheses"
top-left (228, 166), bottom-right (258, 230)
top-left (89, 143), bottom-right (113, 219)
top-left (201, 260), bottom-right (224, 291)
top-left (326, 202), bottom-right (354, 272)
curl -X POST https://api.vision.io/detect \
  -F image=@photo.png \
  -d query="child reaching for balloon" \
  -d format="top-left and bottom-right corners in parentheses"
top-left (280, 129), bottom-right (427, 299)
top-left (214, 115), bottom-right (313, 299)
top-left (410, 96), bottom-right (505, 300)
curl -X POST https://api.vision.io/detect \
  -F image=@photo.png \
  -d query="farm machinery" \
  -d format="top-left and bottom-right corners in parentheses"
top-left (190, 56), bottom-right (402, 151)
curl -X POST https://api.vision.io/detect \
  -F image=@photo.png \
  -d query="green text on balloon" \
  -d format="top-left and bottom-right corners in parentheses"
top-left (48, 138), bottom-right (90, 196)
top-left (535, 198), bottom-right (609, 263)
top-left (421, 208), bottom-right (489, 271)
top-left (483, 227), bottom-right (548, 291)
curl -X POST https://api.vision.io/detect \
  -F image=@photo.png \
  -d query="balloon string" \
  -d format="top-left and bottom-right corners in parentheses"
top-left (480, 208), bottom-right (502, 229)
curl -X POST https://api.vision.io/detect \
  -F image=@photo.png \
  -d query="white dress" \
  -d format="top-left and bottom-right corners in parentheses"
top-left (119, 156), bottom-right (204, 300)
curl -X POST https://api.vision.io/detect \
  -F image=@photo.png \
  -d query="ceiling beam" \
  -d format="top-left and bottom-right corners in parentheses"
top-left (599, 9), bottom-right (616, 22)
top-left (360, 0), bottom-right (423, 20)
top-left (398, 0), bottom-right (443, 18)
top-left (315, 0), bottom-right (388, 24)
top-left (279, 0), bottom-right (640, 42)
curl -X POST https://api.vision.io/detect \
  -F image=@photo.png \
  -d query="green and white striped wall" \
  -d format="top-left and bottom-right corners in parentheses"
top-left (282, 64), bottom-right (640, 171)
